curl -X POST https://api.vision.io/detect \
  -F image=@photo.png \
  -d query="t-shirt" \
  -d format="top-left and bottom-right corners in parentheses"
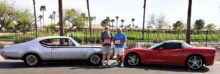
top-left (101, 32), bottom-right (113, 46)
top-left (114, 33), bottom-right (127, 48)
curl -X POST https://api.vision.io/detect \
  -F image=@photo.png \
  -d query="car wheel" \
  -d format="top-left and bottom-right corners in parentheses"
top-left (24, 54), bottom-right (40, 67)
top-left (125, 53), bottom-right (140, 66)
top-left (89, 54), bottom-right (101, 65)
top-left (186, 55), bottom-right (204, 70)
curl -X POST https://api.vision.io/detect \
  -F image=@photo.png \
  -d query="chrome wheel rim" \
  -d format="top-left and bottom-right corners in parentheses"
top-left (90, 55), bottom-right (100, 64)
top-left (188, 56), bottom-right (203, 70)
top-left (26, 55), bottom-right (38, 66)
top-left (127, 54), bottom-right (139, 66)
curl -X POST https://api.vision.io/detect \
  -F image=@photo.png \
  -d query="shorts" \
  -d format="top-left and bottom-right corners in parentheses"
top-left (115, 48), bottom-right (124, 56)
top-left (102, 46), bottom-right (111, 55)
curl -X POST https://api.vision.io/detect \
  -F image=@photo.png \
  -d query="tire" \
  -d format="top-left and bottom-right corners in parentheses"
top-left (89, 54), bottom-right (101, 65)
top-left (24, 54), bottom-right (41, 67)
top-left (186, 55), bottom-right (204, 70)
top-left (125, 53), bottom-right (140, 66)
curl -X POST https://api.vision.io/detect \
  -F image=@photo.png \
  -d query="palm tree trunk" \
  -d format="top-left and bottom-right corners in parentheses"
top-left (186, 0), bottom-right (192, 44)
top-left (142, 0), bottom-right (147, 40)
top-left (87, 0), bottom-right (92, 39)
top-left (33, 0), bottom-right (38, 38)
top-left (58, 0), bottom-right (64, 36)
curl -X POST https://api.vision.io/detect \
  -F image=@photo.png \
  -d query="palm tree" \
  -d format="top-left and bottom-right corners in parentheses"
top-left (142, 0), bottom-right (147, 40)
top-left (121, 19), bottom-right (124, 29)
top-left (58, 0), bottom-right (64, 36)
top-left (38, 15), bottom-right (43, 31)
top-left (33, 0), bottom-right (38, 37)
top-left (131, 18), bottom-right (135, 28)
top-left (86, 0), bottom-right (92, 39)
top-left (111, 19), bottom-right (115, 30)
top-left (40, 5), bottom-right (46, 31)
top-left (186, 0), bottom-right (192, 44)
top-left (115, 16), bottom-right (119, 28)
top-left (49, 14), bottom-right (53, 25)
top-left (52, 11), bottom-right (56, 24)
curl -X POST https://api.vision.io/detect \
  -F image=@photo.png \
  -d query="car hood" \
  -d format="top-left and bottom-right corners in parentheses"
top-left (80, 45), bottom-right (102, 48)
top-left (126, 47), bottom-right (147, 51)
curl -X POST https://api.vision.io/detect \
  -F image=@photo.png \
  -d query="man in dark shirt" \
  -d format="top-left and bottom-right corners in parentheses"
top-left (101, 26), bottom-right (113, 66)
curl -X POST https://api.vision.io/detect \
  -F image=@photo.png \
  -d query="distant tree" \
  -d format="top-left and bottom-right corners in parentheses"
top-left (15, 9), bottom-right (33, 35)
top-left (64, 9), bottom-right (87, 29)
top-left (115, 16), bottom-right (119, 28)
top-left (173, 20), bottom-right (184, 31)
top-left (148, 14), bottom-right (167, 39)
top-left (205, 23), bottom-right (215, 31)
top-left (38, 15), bottom-right (43, 27)
top-left (121, 19), bottom-right (124, 29)
top-left (101, 17), bottom-right (111, 27)
top-left (111, 19), bottom-right (115, 30)
top-left (40, 5), bottom-right (46, 28)
top-left (52, 11), bottom-right (56, 23)
top-left (193, 19), bottom-right (205, 33)
top-left (49, 14), bottom-right (53, 25)
top-left (131, 18), bottom-right (135, 28)
top-left (0, 1), bottom-right (17, 31)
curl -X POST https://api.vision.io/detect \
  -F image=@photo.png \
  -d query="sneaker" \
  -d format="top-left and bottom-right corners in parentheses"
top-left (106, 62), bottom-right (110, 66)
top-left (114, 62), bottom-right (119, 66)
top-left (120, 63), bottom-right (124, 67)
top-left (102, 62), bottom-right (105, 66)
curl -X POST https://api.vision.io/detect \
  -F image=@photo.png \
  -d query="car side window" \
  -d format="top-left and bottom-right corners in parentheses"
top-left (163, 43), bottom-right (182, 50)
top-left (40, 38), bottom-right (75, 47)
top-left (153, 44), bottom-right (164, 50)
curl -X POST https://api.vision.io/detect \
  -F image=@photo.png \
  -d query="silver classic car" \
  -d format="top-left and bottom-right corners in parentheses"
top-left (1, 36), bottom-right (108, 66)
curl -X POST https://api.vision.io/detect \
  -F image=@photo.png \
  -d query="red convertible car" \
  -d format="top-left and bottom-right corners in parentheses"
top-left (124, 40), bottom-right (216, 70)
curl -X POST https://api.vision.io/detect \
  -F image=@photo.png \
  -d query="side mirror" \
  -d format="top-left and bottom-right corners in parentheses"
top-left (158, 47), bottom-right (163, 51)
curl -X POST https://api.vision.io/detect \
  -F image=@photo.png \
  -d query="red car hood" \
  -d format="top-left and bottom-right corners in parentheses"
top-left (126, 47), bottom-right (147, 51)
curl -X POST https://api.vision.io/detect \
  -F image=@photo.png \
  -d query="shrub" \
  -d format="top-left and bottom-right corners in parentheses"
top-left (96, 37), bottom-right (102, 44)
top-left (153, 38), bottom-right (164, 43)
top-left (141, 43), bottom-right (151, 48)
top-left (90, 38), bottom-right (96, 44)
top-left (126, 42), bottom-right (137, 49)
top-left (0, 44), bottom-right (4, 49)
top-left (73, 37), bottom-right (83, 44)
top-left (14, 37), bottom-right (35, 44)
top-left (127, 37), bottom-right (135, 40)
top-left (83, 37), bottom-right (90, 44)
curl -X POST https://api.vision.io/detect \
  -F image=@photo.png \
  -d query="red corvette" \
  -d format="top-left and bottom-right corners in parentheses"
top-left (124, 40), bottom-right (216, 70)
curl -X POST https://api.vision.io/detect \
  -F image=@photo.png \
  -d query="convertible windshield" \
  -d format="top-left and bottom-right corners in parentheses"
top-left (148, 42), bottom-right (165, 49)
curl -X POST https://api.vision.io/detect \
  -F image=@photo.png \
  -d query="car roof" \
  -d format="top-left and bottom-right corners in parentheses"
top-left (164, 40), bottom-right (184, 43)
top-left (35, 36), bottom-right (71, 41)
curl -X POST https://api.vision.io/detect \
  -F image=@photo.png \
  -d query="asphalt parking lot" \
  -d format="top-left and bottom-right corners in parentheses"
top-left (0, 60), bottom-right (220, 74)
top-left (1, 56), bottom-right (220, 74)
top-left (0, 50), bottom-right (219, 74)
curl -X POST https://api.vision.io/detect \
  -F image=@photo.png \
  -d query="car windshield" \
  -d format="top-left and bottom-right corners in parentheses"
top-left (148, 42), bottom-right (165, 49)
top-left (70, 38), bottom-right (81, 46)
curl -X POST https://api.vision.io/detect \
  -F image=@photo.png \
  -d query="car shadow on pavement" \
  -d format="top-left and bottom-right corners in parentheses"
top-left (125, 64), bottom-right (209, 73)
top-left (0, 61), bottom-right (209, 73)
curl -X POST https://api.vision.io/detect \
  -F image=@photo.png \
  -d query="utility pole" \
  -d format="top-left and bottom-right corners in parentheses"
top-left (58, 0), bottom-right (64, 36)
top-left (186, 0), bottom-right (192, 44)
top-left (142, 0), bottom-right (147, 40)
top-left (33, 0), bottom-right (38, 38)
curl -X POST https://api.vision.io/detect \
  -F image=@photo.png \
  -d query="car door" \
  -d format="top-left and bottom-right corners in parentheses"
top-left (148, 43), bottom-right (169, 64)
top-left (51, 38), bottom-right (82, 60)
top-left (164, 43), bottom-right (185, 65)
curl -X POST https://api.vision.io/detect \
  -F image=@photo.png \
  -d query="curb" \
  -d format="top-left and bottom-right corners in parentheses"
top-left (0, 55), bottom-right (5, 61)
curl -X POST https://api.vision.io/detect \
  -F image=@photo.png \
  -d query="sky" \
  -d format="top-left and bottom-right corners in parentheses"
top-left (4, 0), bottom-right (220, 28)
